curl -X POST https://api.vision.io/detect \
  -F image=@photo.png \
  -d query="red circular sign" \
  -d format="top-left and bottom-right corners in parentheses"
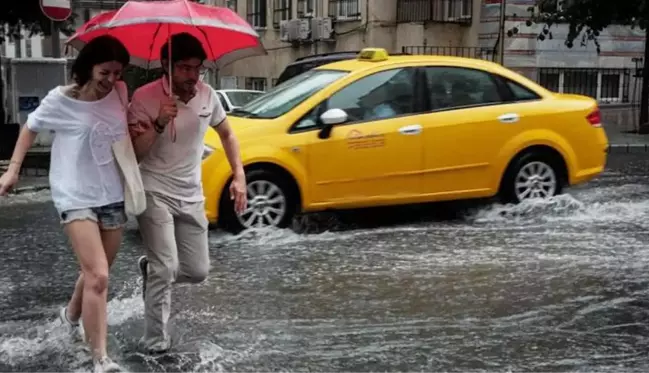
top-left (40, 0), bottom-right (72, 22)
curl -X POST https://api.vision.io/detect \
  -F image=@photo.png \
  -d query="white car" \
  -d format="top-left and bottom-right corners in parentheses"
top-left (214, 89), bottom-right (264, 113)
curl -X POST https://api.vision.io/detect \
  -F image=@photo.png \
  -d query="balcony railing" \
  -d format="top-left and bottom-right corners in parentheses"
top-left (402, 46), bottom-right (495, 61)
top-left (72, 0), bottom-right (127, 10)
top-left (397, 0), bottom-right (473, 24)
top-left (539, 67), bottom-right (632, 104)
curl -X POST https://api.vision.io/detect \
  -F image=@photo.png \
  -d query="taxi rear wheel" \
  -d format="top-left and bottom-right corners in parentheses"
top-left (218, 169), bottom-right (298, 233)
top-left (499, 150), bottom-right (566, 204)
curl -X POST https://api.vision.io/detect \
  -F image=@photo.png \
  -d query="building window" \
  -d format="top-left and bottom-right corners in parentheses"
top-left (328, 0), bottom-right (361, 21)
top-left (25, 38), bottom-right (32, 58)
top-left (396, 0), bottom-right (473, 24)
top-left (297, 0), bottom-right (315, 17)
top-left (273, 0), bottom-right (292, 28)
top-left (539, 68), bottom-right (629, 104)
top-left (226, 0), bottom-right (237, 11)
top-left (246, 0), bottom-right (267, 28)
top-left (246, 77), bottom-right (267, 91)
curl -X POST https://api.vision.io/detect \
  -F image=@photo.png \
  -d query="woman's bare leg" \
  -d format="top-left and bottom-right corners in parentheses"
top-left (65, 227), bottom-right (123, 323)
top-left (64, 220), bottom-right (110, 359)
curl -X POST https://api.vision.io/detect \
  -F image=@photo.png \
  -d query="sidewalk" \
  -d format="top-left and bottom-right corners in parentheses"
top-left (0, 159), bottom-right (49, 195)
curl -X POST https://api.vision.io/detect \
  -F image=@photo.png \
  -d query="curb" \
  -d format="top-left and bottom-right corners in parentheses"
top-left (9, 185), bottom-right (50, 195)
top-left (607, 144), bottom-right (649, 153)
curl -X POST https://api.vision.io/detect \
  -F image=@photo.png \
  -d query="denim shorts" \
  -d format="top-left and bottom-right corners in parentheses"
top-left (60, 202), bottom-right (127, 230)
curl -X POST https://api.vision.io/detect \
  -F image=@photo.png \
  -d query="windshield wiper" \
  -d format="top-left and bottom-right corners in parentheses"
top-left (230, 108), bottom-right (261, 118)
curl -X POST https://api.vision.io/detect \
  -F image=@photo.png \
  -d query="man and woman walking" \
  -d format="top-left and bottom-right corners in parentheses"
top-left (0, 32), bottom-right (247, 372)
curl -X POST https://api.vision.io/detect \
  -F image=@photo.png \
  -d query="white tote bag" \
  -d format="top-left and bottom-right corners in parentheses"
top-left (112, 83), bottom-right (147, 216)
top-left (112, 136), bottom-right (146, 216)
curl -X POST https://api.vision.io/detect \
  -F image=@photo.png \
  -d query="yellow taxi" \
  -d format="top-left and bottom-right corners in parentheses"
top-left (201, 48), bottom-right (609, 232)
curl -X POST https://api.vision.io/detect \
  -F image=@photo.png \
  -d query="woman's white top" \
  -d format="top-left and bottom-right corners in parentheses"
top-left (26, 82), bottom-right (129, 214)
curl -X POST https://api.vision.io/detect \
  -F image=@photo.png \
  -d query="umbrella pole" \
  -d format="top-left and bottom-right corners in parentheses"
top-left (168, 24), bottom-right (176, 142)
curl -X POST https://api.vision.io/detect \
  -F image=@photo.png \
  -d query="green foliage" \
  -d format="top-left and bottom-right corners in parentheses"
top-left (508, 0), bottom-right (646, 52)
top-left (0, 2), bottom-right (78, 44)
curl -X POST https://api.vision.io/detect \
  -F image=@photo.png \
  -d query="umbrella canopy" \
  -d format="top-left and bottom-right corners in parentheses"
top-left (66, 0), bottom-right (266, 69)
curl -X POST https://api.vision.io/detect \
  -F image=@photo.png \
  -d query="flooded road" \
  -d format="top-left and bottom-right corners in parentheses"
top-left (1, 152), bottom-right (649, 372)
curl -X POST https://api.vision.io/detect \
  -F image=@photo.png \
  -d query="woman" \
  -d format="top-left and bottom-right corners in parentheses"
top-left (0, 35), bottom-right (131, 373)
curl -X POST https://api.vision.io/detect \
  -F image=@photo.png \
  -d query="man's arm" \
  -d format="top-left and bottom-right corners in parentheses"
top-left (215, 118), bottom-right (244, 178)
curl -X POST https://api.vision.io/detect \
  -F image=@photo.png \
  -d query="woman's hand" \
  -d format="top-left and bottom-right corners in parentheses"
top-left (0, 170), bottom-right (19, 196)
top-left (128, 120), bottom-right (152, 138)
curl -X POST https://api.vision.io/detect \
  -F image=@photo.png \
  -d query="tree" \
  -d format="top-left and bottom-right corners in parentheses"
top-left (0, 1), bottom-right (78, 44)
top-left (509, 0), bottom-right (649, 133)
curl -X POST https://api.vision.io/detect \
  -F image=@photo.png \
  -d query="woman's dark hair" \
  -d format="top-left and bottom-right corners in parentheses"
top-left (70, 35), bottom-right (130, 86)
top-left (160, 32), bottom-right (207, 65)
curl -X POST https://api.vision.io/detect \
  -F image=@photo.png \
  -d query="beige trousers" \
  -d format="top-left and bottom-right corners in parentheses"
top-left (136, 191), bottom-right (210, 351)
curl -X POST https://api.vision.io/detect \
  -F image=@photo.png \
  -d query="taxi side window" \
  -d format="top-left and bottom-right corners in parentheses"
top-left (424, 67), bottom-right (504, 111)
top-left (294, 105), bottom-right (324, 130)
top-left (503, 79), bottom-right (541, 101)
top-left (327, 68), bottom-right (417, 123)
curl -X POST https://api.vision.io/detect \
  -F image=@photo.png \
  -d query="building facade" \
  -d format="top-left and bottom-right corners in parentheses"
top-left (0, 0), bottom-right (644, 106)
top-left (212, 0), bottom-right (486, 90)
top-left (483, 0), bottom-right (643, 104)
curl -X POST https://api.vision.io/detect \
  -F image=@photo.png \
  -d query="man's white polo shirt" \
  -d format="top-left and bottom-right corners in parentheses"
top-left (128, 78), bottom-right (226, 202)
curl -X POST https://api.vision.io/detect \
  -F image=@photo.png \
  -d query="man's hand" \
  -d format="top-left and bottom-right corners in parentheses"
top-left (0, 169), bottom-right (19, 196)
top-left (229, 172), bottom-right (247, 215)
top-left (157, 96), bottom-right (178, 127)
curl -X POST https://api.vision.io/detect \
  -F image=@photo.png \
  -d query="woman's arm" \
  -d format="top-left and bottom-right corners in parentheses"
top-left (130, 122), bottom-right (158, 161)
top-left (8, 126), bottom-right (38, 173)
top-left (0, 126), bottom-right (38, 195)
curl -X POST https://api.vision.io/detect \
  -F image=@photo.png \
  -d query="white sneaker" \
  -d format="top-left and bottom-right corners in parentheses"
top-left (93, 356), bottom-right (123, 373)
top-left (59, 307), bottom-right (84, 343)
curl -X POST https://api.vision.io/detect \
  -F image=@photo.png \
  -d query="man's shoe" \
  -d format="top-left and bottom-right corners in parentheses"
top-left (138, 256), bottom-right (148, 301)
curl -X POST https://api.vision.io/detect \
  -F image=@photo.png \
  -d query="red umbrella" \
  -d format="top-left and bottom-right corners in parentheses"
top-left (66, 0), bottom-right (266, 142)
top-left (66, 0), bottom-right (266, 70)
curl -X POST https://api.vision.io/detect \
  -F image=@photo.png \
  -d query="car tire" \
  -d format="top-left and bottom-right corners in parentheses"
top-left (218, 169), bottom-right (298, 234)
top-left (499, 151), bottom-right (565, 204)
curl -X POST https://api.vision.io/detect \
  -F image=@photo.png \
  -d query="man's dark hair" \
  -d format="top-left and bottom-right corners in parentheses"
top-left (70, 35), bottom-right (130, 86)
top-left (160, 32), bottom-right (207, 65)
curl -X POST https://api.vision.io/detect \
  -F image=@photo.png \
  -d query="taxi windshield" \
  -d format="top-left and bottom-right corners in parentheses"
top-left (230, 69), bottom-right (348, 119)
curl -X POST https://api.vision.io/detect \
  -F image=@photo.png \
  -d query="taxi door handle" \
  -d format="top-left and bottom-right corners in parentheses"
top-left (399, 124), bottom-right (422, 135)
top-left (498, 113), bottom-right (520, 124)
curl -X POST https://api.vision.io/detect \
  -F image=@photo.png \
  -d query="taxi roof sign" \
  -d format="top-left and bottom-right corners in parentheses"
top-left (357, 48), bottom-right (389, 62)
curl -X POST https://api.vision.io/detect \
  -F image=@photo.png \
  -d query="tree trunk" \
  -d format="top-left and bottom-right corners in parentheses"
top-left (639, 26), bottom-right (649, 133)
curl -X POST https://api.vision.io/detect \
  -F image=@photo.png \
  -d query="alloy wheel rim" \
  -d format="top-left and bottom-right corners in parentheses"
top-left (514, 161), bottom-right (557, 201)
top-left (237, 180), bottom-right (287, 229)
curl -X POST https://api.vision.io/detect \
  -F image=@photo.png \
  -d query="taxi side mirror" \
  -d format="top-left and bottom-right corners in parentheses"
top-left (318, 108), bottom-right (348, 139)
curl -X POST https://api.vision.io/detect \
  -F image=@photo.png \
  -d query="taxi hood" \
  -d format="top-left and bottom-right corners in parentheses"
top-left (203, 115), bottom-right (277, 149)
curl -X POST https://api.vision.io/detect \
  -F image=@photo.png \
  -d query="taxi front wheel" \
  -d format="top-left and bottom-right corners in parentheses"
top-left (218, 169), bottom-right (298, 233)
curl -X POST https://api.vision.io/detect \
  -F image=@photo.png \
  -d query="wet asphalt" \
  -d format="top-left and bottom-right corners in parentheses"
top-left (1, 151), bottom-right (649, 372)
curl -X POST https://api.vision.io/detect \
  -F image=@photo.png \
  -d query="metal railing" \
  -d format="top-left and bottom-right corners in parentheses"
top-left (402, 46), bottom-right (496, 61)
top-left (72, 0), bottom-right (127, 10)
top-left (538, 67), bottom-right (632, 104)
top-left (397, 0), bottom-right (473, 24)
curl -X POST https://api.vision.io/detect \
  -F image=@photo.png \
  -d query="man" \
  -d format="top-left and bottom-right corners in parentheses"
top-left (128, 32), bottom-right (247, 353)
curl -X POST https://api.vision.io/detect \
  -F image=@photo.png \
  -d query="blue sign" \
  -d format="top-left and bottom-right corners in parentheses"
top-left (18, 96), bottom-right (40, 112)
